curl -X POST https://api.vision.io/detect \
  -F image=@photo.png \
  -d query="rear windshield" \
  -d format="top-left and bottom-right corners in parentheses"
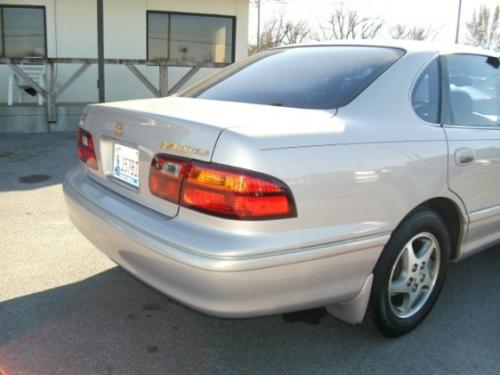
top-left (180, 46), bottom-right (404, 110)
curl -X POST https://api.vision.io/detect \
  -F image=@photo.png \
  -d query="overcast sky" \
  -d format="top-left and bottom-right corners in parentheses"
top-left (248, 0), bottom-right (500, 44)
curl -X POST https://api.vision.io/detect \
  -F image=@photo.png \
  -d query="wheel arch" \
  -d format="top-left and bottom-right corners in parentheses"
top-left (328, 196), bottom-right (467, 327)
top-left (408, 196), bottom-right (467, 261)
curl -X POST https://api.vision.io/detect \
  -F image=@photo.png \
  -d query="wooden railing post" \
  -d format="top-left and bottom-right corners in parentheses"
top-left (45, 62), bottom-right (57, 125)
top-left (159, 64), bottom-right (168, 97)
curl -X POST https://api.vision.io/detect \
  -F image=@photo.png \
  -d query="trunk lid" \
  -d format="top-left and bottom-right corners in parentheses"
top-left (81, 97), bottom-right (335, 217)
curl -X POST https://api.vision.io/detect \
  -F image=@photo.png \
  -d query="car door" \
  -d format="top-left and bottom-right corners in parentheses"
top-left (443, 53), bottom-right (500, 255)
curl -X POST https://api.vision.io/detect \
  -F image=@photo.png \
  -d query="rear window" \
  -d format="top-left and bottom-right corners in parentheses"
top-left (180, 46), bottom-right (404, 110)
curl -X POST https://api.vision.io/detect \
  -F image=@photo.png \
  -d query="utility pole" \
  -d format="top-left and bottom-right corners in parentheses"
top-left (97, 0), bottom-right (105, 102)
top-left (257, 0), bottom-right (261, 51)
top-left (455, 0), bottom-right (462, 44)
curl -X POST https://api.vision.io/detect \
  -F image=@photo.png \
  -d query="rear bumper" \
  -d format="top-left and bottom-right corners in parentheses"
top-left (63, 166), bottom-right (388, 318)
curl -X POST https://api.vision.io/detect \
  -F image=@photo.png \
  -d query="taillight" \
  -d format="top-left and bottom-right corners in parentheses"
top-left (149, 155), bottom-right (190, 203)
top-left (77, 128), bottom-right (97, 170)
top-left (181, 162), bottom-right (296, 220)
top-left (149, 155), bottom-right (296, 220)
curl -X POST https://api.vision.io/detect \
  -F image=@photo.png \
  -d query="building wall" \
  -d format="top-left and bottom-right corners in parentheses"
top-left (0, 0), bottom-right (249, 104)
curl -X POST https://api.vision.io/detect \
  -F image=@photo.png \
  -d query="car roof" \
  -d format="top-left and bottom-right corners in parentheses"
top-left (278, 40), bottom-right (499, 57)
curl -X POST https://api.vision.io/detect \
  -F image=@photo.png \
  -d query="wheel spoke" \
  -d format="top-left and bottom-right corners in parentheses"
top-left (403, 244), bottom-right (417, 274)
top-left (420, 274), bottom-right (433, 290)
top-left (419, 240), bottom-right (435, 263)
top-left (403, 289), bottom-right (419, 311)
top-left (389, 276), bottom-right (411, 295)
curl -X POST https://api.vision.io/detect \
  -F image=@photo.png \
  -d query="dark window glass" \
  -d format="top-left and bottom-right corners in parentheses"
top-left (2, 7), bottom-right (46, 58)
top-left (181, 46), bottom-right (404, 109)
top-left (148, 13), bottom-right (169, 60)
top-left (148, 12), bottom-right (234, 64)
top-left (446, 54), bottom-right (500, 126)
top-left (412, 59), bottom-right (440, 123)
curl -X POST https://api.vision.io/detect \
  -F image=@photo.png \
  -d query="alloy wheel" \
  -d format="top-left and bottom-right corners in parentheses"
top-left (387, 232), bottom-right (441, 319)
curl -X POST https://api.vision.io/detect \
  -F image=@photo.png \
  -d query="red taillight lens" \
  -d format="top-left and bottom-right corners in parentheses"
top-left (149, 154), bottom-right (296, 220)
top-left (181, 163), bottom-right (296, 220)
top-left (149, 155), bottom-right (191, 203)
top-left (77, 128), bottom-right (97, 170)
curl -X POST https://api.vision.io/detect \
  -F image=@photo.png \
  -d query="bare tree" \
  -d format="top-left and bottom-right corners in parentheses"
top-left (390, 24), bottom-right (436, 41)
top-left (249, 14), bottom-right (312, 54)
top-left (466, 4), bottom-right (500, 50)
top-left (319, 5), bottom-right (383, 40)
top-left (250, 0), bottom-right (292, 50)
top-left (284, 20), bottom-right (312, 44)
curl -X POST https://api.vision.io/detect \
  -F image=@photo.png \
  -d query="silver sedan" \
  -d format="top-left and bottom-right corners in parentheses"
top-left (63, 41), bottom-right (500, 337)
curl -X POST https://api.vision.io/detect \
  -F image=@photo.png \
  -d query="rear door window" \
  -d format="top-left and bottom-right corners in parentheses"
top-left (181, 46), bottom-right (404, 110)
top-left (445, 54), bottom-right (500, 127)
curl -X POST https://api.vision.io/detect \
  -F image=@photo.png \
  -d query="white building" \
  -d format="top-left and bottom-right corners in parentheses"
top-left (0, 0), bottom-right (249, 132)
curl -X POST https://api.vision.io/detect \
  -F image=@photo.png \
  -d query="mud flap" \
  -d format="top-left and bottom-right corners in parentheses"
top-left (326, 274), bottom-right (373, 325)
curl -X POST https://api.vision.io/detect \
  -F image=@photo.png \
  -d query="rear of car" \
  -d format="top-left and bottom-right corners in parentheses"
top-left (64, 45), bottom-right (419, 320)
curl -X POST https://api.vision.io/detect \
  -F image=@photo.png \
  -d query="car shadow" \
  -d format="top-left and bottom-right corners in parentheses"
top-left (0, 132), bottom-right (78, 192)
top-left (0, 246), bottom-right (498, 374)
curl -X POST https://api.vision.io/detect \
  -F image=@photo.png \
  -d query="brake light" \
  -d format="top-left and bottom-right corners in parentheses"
top-left (77, 128), bottom-right (97, 170)
top-left (149, 155), bottom-right (296, 220)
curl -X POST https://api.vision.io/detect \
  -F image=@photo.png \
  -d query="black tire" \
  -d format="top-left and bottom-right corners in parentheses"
top-left (367, 208), bottom-right (450, 338)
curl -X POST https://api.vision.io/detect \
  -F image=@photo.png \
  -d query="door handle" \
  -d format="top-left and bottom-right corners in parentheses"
top-left (455, 148), bottom-right (475, 166)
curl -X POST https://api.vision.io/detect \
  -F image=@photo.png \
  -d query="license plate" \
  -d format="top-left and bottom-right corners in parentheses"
top-left (112, 143), bottom-right (139, 187)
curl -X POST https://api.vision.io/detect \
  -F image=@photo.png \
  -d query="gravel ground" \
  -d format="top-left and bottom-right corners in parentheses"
top-left (0, 132), bottom-right (499, 375)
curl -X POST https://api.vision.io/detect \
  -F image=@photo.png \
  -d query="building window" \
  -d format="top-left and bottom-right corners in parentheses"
top-left (147, 11), bottom-right (235, 64)
top-left (0, 6), bottom-right (46, 58)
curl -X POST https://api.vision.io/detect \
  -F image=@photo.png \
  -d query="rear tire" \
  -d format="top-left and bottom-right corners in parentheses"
top-left (367, 208), bottom-right (450, 337)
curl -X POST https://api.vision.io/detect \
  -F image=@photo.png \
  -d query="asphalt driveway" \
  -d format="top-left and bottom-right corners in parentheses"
top-left (0, 132), bottom-right (499, 375)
